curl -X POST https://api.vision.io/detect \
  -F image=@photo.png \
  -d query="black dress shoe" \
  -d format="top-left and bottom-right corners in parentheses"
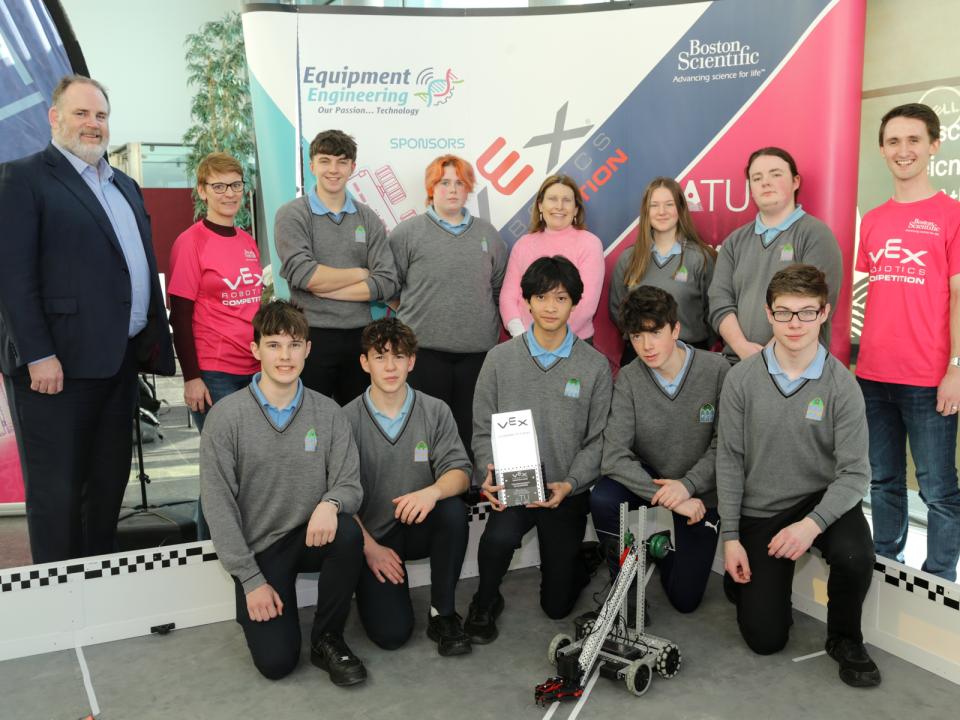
top-left (825, 637), bottom-right (882, 688)
top-left (427, 612), bottom-right (473, 656)
top-left (310, 632), bottom-right (367, 686)
top-left (463, 592), bottom-right (505, 645)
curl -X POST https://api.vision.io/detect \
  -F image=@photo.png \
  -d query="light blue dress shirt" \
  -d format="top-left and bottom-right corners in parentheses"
top-left (426, 206), bottom-right (471, 236)
top-left (755, 205), bottom-right (806, 247)
top-left (651, 340), bottom-right (693, 397)
top-left (307, 187), bottom-right (357, 222)
top-left (652, 240), bottom-right (682, 265)
top-left (54, 141), bottom-right (149, 336)
top-left (364, 384), bottom-right (415, 440)
top-left (526, 326), bottom-right (576, 369)
top-left (764, 342), bottom-right (827, 394)
top-left (250, 373), bottom-right (304, 430)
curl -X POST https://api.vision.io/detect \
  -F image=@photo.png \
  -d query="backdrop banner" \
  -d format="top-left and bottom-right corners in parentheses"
top-left (242, 0), bottom-right (865, 365)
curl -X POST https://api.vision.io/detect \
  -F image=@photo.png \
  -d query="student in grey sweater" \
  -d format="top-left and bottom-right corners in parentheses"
top-left (717, 265), bottom-right (880, 688)
top-left (275, 130), bottom-right (398, 404)
top-left (201, 300), bottom-right (367, 686)
top-left (464, 256), bottom-right (613, 644)
top-left (609, 177), bottom-right (717, 366)
top-left (344, 319), bottom-right (473, 657)
top-left (389, 155), bottom-right (508, 454)
top-left (594, 286), bottom-right (728, 614)
top-left (708, 147), bottom-right (842, 363)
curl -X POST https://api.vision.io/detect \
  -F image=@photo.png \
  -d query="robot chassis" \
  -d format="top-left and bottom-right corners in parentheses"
top-left (535, 504), bottom-right (682, 704)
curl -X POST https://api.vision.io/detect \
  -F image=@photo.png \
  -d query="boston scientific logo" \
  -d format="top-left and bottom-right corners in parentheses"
top-left (301, 65), bottom-right (464, 118)
top-left (674, 39), bottom-right (763, 85)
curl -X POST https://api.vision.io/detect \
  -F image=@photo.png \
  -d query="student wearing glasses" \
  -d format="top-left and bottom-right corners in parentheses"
top-left (169, 152), bottom-right (263, 537)
top-left (717, 264), bottom-right (879, 688)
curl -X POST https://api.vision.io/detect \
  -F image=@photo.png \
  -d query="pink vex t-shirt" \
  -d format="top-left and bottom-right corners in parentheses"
top-left (856, 191), bottom-right (960, 387)
top-left (498, 226), bottom-right (605, 339)
top-left (168, 221), bottom-right (262, 375)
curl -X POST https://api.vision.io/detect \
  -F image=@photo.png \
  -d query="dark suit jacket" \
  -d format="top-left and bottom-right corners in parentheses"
top-left (0, 144), bottom-right (175, 378)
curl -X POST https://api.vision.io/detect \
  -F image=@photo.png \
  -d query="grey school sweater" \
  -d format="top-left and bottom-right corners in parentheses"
top-left (472, 335), bottom-right (613, 495)
top-left (390, 213), bottom-right (508, 353)
top-left (609, 242), bottom-right (716, 345)
top-left (707, 214), bottom-right (842, 361)
top-left (275, 195), bottom-right (399, 329)
top-left (716, 349), bottom-right (869, 541)
top-left (601, 348), bottom-right (729, 506)
top-left (200, 385), bottom-right (363, 593)
top-left (344, 389), bottom-right (472, 540)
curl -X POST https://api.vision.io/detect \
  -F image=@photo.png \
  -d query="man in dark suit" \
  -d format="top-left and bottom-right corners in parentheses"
top-left (0, 75), bottom-right (175, 563)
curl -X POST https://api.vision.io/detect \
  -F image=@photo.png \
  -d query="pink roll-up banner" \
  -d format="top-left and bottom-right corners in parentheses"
top-left (0, 379), bottom-right (24, 505)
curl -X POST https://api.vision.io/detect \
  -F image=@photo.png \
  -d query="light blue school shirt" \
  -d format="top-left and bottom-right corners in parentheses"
top-left (525, 326), bottom-right (576, 369)
top-left (249, 373), bottom-right (304, 429)
top-left (755, 205), bottom-right (806, 247)
top-left (364, 384), bottom-right (414, 440)
top-left (651, 340), bottom-right (694, 397)
top-left (764, 342), bottom-right (827, 394)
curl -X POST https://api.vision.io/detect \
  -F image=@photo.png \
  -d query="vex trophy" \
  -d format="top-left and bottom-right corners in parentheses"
top-left (490, 409), bottom-right (546, 507)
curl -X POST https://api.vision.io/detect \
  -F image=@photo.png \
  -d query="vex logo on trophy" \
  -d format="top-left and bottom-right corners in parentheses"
top-left (490, 409), bottom-right (546, 507)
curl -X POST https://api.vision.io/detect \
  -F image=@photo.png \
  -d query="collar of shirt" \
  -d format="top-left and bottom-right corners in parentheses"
top-left (764, 342), bottom-right (826, 393)
top-left (427, 205), bottom-right (471, 233)
top-left (754, 204), bottom-right (806, 247)
top-left (250, 372), bottom-right (304, 428)
top-left (307, 187), bottom-right (357, 219)
top-left (526, 326), bottom-right (575, 369)
top-left (364, 384), bottom-right (414, 439)
top-left (651, 340), bottom-right (693, 396)
top-left (52, 139), bottom-right (112, 181)
top-left (652, 240), bottom-right (682, 264)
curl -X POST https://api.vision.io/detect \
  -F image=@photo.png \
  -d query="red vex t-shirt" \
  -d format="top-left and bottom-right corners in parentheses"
top-left (168, 221), bottom-right (262, 375)
top-left (856, 191), bottom-right (960, 387)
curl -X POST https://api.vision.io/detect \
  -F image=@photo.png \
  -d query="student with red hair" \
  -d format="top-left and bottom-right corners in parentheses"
top-left (388, 154), bottom-right (508, 454)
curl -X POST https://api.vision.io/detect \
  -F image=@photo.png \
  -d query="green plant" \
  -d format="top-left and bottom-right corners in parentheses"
top-left (183, 11), bottom-right (256, 229)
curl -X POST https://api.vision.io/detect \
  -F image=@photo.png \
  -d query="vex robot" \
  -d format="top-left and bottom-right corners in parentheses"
top-left (535, 505), bottom-right (681, 704)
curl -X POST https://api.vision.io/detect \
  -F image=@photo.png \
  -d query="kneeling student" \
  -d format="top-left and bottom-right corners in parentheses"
top-left (593, 286), bottom-right (729, 614)
top-left (717, 264), bottom-right (880, 687)
top-left (345, 318), bottom-right (473, 656)
top-left (201, 300), bottom-right (367, 685)
top-left (466, 256), bottom-right (613, 643)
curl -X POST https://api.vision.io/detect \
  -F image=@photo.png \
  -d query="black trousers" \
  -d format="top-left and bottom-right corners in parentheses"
top-left (730, 494), bottom-right (874, 655)
top-left (476, 491), bottom-right (590, 619)
top-left (233, 517), bottom-right (363, 680)
top-left (5, 343), bottom-right (138, 563)
top-left (590, 476), bottom-right (720, 613)
top-left (356, 497), bottom-right (468, 649)
top-left (407, 347), bottom-right (486, 459)
top-left (299, 327), bottom-right (366, 406)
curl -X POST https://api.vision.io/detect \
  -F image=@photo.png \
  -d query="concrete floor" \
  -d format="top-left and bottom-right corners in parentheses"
top-left (2, 566), bottom-right (954, 720)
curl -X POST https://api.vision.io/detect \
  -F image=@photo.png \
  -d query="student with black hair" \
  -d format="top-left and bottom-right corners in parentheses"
top-left (275, 129), bottom-right (398, 404)
top-left (593, 286), bottom-right (728, 614)
top-left (465, 256), bottom-right (612, 644)
top-left (201, 300), bottom-right (367, 685)
top-left (344, 318), bottom-right (473, 657)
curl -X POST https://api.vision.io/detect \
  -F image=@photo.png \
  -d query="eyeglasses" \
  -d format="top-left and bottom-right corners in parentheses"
top-left (205, 181), bottom-right (244, 194)
top-left (771, 308), bottom-right (823, 323)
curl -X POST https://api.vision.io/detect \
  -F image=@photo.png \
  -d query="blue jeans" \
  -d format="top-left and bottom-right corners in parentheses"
top-left (192, 370), bottom-right (254, 540)
top-left (859, 378), bottom-right (960, 581)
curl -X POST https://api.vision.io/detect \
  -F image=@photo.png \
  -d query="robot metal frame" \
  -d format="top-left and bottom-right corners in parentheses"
top-left (535, 504), bottom-right (682, 705)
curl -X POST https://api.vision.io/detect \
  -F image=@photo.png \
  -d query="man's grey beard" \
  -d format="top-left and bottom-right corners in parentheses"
top-left (54, 126), bottom-right (108, 166)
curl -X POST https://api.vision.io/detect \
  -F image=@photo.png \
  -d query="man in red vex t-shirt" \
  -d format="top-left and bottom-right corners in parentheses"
top-left (856, 103), bottom-right (960, 581)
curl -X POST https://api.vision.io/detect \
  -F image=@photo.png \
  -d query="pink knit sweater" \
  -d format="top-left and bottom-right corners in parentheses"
top-left (498, 226), bottom-right (605, 339)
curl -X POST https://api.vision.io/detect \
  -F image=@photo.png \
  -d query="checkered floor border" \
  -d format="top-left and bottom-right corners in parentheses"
top-left (874, 558), bottom-right (959, 611)
top-left (0, 545), bottom-right (219, 594)
top-left (468, 502), bottom-right (491, 523)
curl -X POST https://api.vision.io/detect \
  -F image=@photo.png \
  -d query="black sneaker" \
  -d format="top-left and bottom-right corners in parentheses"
top-left (825, 637), bottom-right (882, 688)
top-left (310, 632), bottom-right (367, 686)
top-left (463, 592), bottom-right (505, 645)
top-left (427, 612), bottom-right (472, 656)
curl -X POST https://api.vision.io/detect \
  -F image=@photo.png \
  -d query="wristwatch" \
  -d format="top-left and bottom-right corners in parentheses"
top-left (323, 498), bottom-right (341, 512)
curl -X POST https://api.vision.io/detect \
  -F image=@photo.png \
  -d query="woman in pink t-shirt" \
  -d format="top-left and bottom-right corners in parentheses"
top-left (499, 175), bottom-right (605, 340)
top-left (168, 152), bottom-right (262, 431)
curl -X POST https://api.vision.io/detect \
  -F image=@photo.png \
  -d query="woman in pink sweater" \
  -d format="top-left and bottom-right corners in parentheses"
top-left (499, 175), bottom-right (605, 340)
